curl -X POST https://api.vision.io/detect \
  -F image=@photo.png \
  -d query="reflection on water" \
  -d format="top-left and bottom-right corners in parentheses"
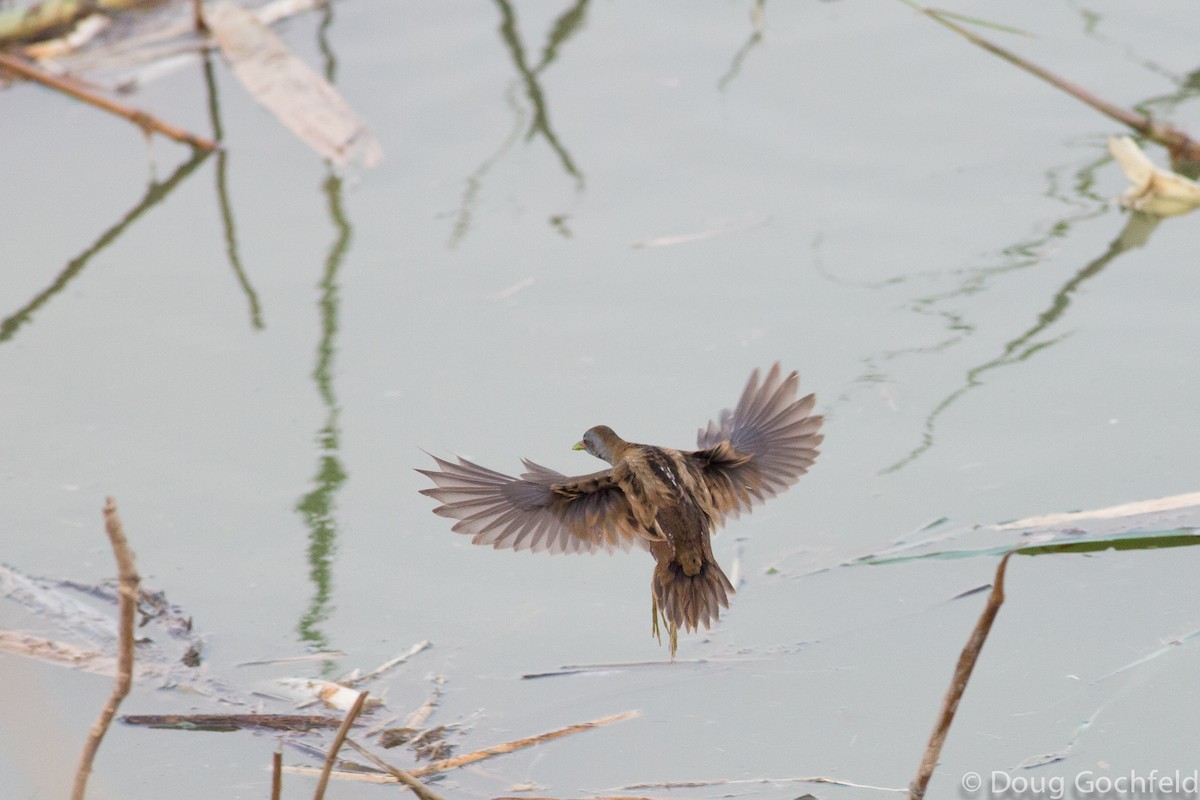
top-left (823, 153), bottom-right (1106, 397)
top-left (448, 82), bottom-right (529, 249)
top-left (883, 207), bottom-right (1159, 474)
top-left (815, 12), bottom-right (1200, 474)
top-left (717, 0), bottom-right (765, 92)
top-left (1080, 10), bottom-right (1200, 131)
top-left (201, 54), bottom-right (264, 331)
top-left (548, 213), bottom-right (573, 238)
top-left (819, 143), bottom-right (1171, 474)
top-left (295, 4), bottom-right (352, 658)
top-left (873, 54), bottom-right (1200, 470)
top-left (450, 0), bottom-right (588, 247)
top-left (495, 0), bottom-right (586, 184)
top-left (294, 173), bottom-right (351, 655)
top-left (1136, 66), bottom-right (1200, 175)
top-left (0, 149), bottom-right (210, 345)
top-left (874, 153), bottom-right (1110, 472)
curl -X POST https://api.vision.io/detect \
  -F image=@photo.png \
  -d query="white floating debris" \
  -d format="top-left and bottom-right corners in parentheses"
top-left (995, 490), bottom-right (1200, 530)
top-left (276, 678), bottom-right (365, 711)
top-left (1108, 135), bottom-right (1200, 217)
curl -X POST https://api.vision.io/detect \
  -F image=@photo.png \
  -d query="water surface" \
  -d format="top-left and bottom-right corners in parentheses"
top-left (2, 2), bottom-right (1199, 797)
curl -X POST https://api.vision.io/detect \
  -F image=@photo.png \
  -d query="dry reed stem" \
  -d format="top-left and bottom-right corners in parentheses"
top-left (312, 690), bottom-right (368, 800)
top-left (401, 689), bottom-right (441, 730)
top-left (0, 52), bottom-right (217, 151)
top-left (282, 766), bottom-right (395, 784)
top-left (908, 551), bottom-right (1014, 799)
top-left (191, 0), bottom-right (207, 32)
top-left (914, 5), bottom-right (1200, 162)
top-left (271, 746), bottom-right (283, 800)
top-left (409, 710), bottom-right (639, 777)
top-left (70, 498), bottom-right (141, 800)
top-left (285, 710), bottom-right (641, 787)
top-left (364, 714), bottom-right (398, 738)
top-left (342, 738), bottom-right (447, 800)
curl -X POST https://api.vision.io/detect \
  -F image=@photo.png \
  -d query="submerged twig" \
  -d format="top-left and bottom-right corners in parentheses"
top-left (0, 631), bottom-right (116, 675)
top-left (410, 710), bottom-right (639, 777)
top-left (312, 690), bottom-right (368, 800)
top-left (287, 711), bottom-right (641, 786)
top-left (342, 640), bottom-right (431, 687)
top-left (71, 498), bottom-right (141, 800)
top-left (908, 551), bottom-right (1014, 800)
top-left (342, 738), bottom-right (447, 800)
top-left (618, 776), bottom-right (905, 793)
top-left (1091, 624), bottom-right (1200, 684)
top-left (402, 676), bottom-right (444, 729)
top-left (283, 738), bottom-right (373, 774)
top-left (1015, 700), bottom-right (1110, 770)
top-left (522, 658), bottom-right (744, 679)
top-left (121, 713), bottom-right (348, 732)
top-left (282, 766), bottom-right (395, 784)
top-left (0, 52), bottom-right (217, 150)
top-left (237, 652), bottom-right (347, 667)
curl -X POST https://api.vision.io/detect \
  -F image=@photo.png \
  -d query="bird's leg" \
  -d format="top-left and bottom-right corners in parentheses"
top-left (650, 594), bottom-right (680, 660)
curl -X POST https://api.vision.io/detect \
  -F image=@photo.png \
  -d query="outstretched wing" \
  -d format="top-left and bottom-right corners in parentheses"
top-left (691, 363), bottom-right (823, 521)
top-left (418, 454), bottom-right (646, 554)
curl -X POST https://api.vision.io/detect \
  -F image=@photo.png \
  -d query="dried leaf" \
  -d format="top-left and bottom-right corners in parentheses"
top-left (207, 1), bottom-right (383, 167)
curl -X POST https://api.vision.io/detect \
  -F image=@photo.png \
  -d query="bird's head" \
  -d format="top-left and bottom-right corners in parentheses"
top-left (573, 425), bottom-right (624, 464)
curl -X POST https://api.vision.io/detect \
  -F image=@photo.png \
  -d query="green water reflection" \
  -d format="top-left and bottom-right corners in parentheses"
top-left (202, 53), bottom-right (264, 331)
top-left (295, 3), bottom-right (353, 658)
top-left (0, 149), bottom-right (210, 344)
top-left (450, 0), bottom-right (588, 248)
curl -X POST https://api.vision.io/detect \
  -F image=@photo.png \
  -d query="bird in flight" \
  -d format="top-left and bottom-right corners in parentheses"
top-left (419, 363), bottom-right (823, 655)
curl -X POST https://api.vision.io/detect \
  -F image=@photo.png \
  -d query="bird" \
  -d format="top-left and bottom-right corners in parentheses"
top-left (418, 363), bottom-right (823, 655)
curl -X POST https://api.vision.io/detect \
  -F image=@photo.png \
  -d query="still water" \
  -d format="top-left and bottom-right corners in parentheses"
top-left (2, 1), bottom-right (1199, 797)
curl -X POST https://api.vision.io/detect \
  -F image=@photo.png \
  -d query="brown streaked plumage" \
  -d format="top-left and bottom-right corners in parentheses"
top-left (418, 363), bottom-right (823, 655)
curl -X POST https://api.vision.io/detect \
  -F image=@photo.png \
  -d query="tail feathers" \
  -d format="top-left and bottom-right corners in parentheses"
top-left (652, 558), bottom-right (735, 633)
